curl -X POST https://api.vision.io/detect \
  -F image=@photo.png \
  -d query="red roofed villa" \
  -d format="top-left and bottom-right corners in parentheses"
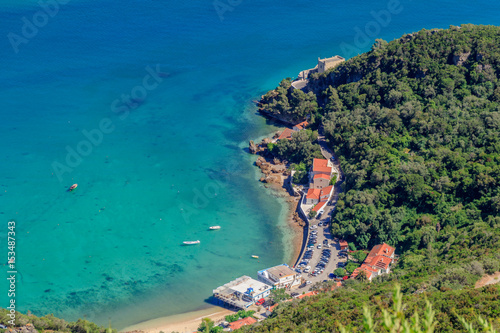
top-left (350, 243), bottom-right (396, 282)
top-left (310, 158), bottom-right (333, 189)
top-left (300, 157), bottom-right (337, 217)
top-left (228, 317), bottom-right (257, 331)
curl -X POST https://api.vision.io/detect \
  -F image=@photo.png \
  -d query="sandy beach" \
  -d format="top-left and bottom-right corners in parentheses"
top-left (284, 195), bottom-right (305, 267)
top-left (122, 306), bottom-right (236, 333)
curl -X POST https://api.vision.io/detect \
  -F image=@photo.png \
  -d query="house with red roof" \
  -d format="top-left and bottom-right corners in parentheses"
top-left (293, 120), bottom-right (309, 131)
top-left (350, 243), bottom-right (396, 282)
top-left (276, 121), bottom-right (309, 142)
top-left (310, 158), bottom-right (334, 189)
top-left (339, 239), bottom-right (349, 251)
top-left (277, 128), bottom-right (294, 140)
top-left (305, 185), bottom-right (334, 212)
top-left (305, 188), bottom-right (321, 205)
top-left (319, 185), bottom-right (334, 201)
top-left (311, 201), bottom-right (326, 213)
top-left (228, 317), bottom-right (257, 331)
top-left (300, 159), bottom-right (337, 218)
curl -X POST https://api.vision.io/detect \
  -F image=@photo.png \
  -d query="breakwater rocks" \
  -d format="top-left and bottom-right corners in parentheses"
top-left (249, 137), bottom-right (274, 155)
top-left (255, 156), bottom-right (288, 185)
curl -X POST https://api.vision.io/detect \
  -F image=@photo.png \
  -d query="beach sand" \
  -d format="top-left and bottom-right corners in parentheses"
top-left (285, 196), bottom-right (305, 266)
top-left (122, 306), bottom-right (236, 333)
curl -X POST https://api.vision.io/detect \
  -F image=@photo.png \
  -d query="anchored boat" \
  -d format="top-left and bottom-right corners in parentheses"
top-left (209, 226), bottom-right (221, 230)
top-left (183, 240), bottom-right (200, 245)
top-left (68, 184), bottom-right (78, 192)
top-left (251, 255), bottom-right (259, 259)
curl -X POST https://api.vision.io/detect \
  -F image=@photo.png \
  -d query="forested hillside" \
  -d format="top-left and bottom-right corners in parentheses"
top-left (250, 24), bottom-right (500, 332)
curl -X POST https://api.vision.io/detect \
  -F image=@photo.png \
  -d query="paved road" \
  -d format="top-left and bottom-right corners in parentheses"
top-left (291, 127), bottom-right (347, 292)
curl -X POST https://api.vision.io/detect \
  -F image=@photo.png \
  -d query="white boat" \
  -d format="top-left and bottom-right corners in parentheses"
top-left (183, 240), bottom-right (200, 245)
top-left (251, 255), bottom-right (259, 259)
top-left (209, 226), bottom-right (221, 230)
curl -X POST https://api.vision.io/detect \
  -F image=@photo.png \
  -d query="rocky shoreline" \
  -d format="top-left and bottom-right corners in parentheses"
top-left (249, 136), bottom-right (306, 265)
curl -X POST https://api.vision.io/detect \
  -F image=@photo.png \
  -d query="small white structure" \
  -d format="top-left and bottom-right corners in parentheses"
top-left (258, 264), bottom-right (301, 289)
top-left (213, 276), bottom-right (272, 309)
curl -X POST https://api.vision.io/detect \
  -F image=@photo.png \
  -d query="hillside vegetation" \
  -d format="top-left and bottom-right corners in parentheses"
top-left (249, 24), bottom-right (500, 332)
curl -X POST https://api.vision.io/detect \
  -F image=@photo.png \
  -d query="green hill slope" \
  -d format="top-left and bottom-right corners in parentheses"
top-left (248, 24), bottom-right (500, 332)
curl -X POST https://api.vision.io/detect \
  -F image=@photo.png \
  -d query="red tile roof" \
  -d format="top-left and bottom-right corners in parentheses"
top-left (293, 121), bottom-right (309, 130)
top-left (228, 317), bottom-right (257, 330)
top-left (313, 173), bottom-right (330, 180)
top-left (306, 188), bottom-right (321, 200)
top-left (351, 243), bottom-right (396, 282)
top-left (277, 128), bottom-right (294, 140)
top-left (312, 201), bottom-right (326, 212)
top-left (365, 255), bottom-right (392, 270)
top-left (351, 266), bottom-right (374, 279)
top-left (320, 185), bottom-right (333, 197)
top-left (339, 239), bottom-right (348, 248)
top-left (315, 166), bottom-right (332, 174)
top-left (313, 158), bottom-right (329, 170)
top-left (360, 263), bottom-right (379, 272)
top-left (296, 291), bottom-right (318, 299)
top-left (365, 243), bottom-right (395, 265)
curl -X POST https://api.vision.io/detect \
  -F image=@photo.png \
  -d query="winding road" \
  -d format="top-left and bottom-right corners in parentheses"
top-left (292, 126), bottom-right (346, 291)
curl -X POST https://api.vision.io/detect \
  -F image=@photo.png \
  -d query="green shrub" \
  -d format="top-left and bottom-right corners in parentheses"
top-left (345, 262), bottom-right (360, 274)
top-left (334, 268), bottom-right (347, 277)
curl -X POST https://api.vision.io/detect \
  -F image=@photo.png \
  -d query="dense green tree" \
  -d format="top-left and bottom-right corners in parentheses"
top-left (247, 25), bottom-right (500, 332)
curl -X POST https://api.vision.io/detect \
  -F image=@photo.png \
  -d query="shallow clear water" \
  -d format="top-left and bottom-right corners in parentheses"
top-left (0, 0), bottom-right (499, 329)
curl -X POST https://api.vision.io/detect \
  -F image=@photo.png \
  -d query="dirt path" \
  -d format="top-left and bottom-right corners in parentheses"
top-left (474, 271), bottom-right (500, 288)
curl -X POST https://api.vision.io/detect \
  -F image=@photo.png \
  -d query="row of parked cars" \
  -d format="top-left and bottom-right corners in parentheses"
top-left (310, 248), bottom-right (332, 276)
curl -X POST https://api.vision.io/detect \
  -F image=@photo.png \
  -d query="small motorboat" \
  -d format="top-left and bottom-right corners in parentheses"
top-left (209, 226), bottom-right (221, 230)
top-left (183, 240), bottom-right (200, 245)
top-left (68, 184), bottom-right (78, 192)
top-left (251, 255), bottom-right (259, 259)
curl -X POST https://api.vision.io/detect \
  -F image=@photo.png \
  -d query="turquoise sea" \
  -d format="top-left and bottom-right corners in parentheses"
top-left (1, 0), bottom-right (500, 329)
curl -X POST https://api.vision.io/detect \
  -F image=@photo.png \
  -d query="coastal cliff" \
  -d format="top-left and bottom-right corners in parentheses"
top-left (240, 24), bottom-right (500, 332)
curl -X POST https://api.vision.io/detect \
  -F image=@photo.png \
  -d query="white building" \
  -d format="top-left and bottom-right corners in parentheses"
top-left (257, 264), bottom-right (301, 289)
top-left (213, 276), bottom-right (272, 308)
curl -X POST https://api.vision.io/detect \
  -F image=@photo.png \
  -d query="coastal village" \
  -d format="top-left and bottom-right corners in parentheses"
top-left (208, 143), bottom-right (397, 328)
top-left (204, 55), bottom-right (399, 329)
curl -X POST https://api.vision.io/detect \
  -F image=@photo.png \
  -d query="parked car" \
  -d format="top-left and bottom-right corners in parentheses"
top-left (295, 268), bottom-right (302, 273)
top-left (317, 244), bottom-right (322, 249)
top-left (255, 298), bottom-right (265, 306)
top-left (291, 292), bottom-right (299, 297)
top-left (306, 280), bottom-right (312, 285)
